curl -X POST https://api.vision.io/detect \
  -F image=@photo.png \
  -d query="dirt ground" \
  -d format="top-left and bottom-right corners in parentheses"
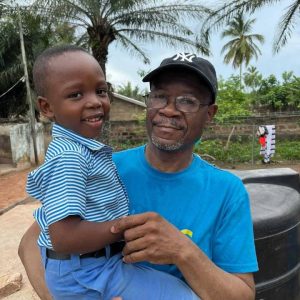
top-left (0, 168), bottom-right (34, 211)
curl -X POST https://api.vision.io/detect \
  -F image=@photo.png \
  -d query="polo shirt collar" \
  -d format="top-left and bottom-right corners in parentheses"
top-left (52, 123), bottom-right (109, 151)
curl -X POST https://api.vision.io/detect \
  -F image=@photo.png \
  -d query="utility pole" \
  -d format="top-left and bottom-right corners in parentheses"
top-left (17, 5), bottom-right (38, 165)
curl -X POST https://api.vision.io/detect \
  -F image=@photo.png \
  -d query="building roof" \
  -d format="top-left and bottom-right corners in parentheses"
top-left (112, 92), bottom-right (146, 108)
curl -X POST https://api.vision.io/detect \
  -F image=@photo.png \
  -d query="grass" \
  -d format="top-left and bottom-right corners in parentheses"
top-left (110, 139), bottom-right (146, 152)
top-left (110, 136), bottom-right (300, 165)
top-left (195, 139), bottom-right (300, 164)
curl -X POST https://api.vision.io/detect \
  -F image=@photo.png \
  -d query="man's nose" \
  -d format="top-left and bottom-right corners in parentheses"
top-left (158, 98), bottom-right (181, 116)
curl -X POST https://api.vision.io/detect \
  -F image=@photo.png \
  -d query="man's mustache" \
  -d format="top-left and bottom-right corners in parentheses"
top-left (153, 118), bottom-right (185, 130)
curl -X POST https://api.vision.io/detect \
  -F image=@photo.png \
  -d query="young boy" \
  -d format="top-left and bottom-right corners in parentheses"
top-left (26, 45), bottom-right (199, 300)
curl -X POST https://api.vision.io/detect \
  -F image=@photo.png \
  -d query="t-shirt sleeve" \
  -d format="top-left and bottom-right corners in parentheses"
top-left (28, 150), bottom-right (89, 226)
top-left (213, 180), bottom-right (259, 273)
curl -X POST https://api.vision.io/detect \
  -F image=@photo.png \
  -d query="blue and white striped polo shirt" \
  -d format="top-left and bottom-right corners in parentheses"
top-left (27, 123), bottom-right (129, 249)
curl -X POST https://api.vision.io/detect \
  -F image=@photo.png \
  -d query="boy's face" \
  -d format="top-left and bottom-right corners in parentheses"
top-left (38, 51), bottom-right (110, 139)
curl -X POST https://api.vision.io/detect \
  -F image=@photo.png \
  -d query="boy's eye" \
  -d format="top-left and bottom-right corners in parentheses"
top-left (96, 89), bottom-right (108, 97)
top-left (68, 92), bottom-right (82, 99)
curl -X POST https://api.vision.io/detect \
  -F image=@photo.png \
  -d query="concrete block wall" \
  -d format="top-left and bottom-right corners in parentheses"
top-left (0, 125), bottom-right (13, 164)
top-left (0, 123), bottom-right (45, 167)
top-left (110, 120), bottom-right (147, 146)
top-left (110, 97), bottom-right (146, 121)
top-left (2, 114), bottom-right (297, 164)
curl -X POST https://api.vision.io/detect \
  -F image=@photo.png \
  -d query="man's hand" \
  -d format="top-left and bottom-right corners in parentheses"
top-left (111, 212), bottom-right (256, 300)
top-left (111, 212), bottom-right (192, 264)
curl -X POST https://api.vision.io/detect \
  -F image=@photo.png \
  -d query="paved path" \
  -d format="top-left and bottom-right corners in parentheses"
top-left (0, 203), bottom-right (40, 299)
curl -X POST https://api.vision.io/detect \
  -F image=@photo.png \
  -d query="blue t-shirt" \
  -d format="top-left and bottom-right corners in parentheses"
top-left (113, 145), bottom-right (258, 279)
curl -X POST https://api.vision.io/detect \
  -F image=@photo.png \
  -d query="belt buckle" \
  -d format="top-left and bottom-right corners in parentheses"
top-left (79, 249), bottom-right (105, 259)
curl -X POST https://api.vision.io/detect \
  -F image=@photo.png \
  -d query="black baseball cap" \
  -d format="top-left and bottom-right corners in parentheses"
top-left (143, 53), bottom-right (218, 103)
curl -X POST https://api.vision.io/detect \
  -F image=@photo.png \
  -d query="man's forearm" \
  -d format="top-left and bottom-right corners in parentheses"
top-left (175, 241), bottom-right (255, 300)
top-left (18, 222), bottom-right (52, 300)
top-left (111, 212), bottom-right (256, 300)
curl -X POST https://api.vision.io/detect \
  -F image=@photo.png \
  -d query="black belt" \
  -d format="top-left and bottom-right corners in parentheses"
top-left (46, 241), bottom-right (125, 260)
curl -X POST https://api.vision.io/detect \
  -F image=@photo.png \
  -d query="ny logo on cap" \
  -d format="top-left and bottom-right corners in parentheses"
top-left (173, 53), bottom-right (196, 62)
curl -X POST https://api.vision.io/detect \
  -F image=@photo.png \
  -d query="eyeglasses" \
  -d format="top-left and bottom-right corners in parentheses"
top-left (144, 93), bottom-right (210, 113)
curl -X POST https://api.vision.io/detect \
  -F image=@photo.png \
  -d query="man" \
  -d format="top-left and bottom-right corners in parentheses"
top-left (19, 52), bottom-right (258, 300)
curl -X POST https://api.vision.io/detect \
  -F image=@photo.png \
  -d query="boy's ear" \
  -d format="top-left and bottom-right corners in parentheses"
top-left (37, 96), bottom-right (55, 120)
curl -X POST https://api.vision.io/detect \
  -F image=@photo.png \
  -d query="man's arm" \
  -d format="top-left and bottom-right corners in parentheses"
top-left (18, 217), bottom-right (125, 297)
top-left (18, 222), bottom-right (52, 300)
top-left (111, 212), bottom-right (255, 300)
top-left (175, 238), bottom-right (255, 300)
top-left (18, 223), bottom-right (127, 300)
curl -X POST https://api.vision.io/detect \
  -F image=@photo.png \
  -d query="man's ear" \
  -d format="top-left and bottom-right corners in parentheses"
top-left (207, 104), bottom-right (218, 123)
top-left (37, 96), bottom-right (55, 120)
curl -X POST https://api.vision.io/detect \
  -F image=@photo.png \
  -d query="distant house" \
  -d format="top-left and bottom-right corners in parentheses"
top-left (110, 92), bottom-right (146, 121)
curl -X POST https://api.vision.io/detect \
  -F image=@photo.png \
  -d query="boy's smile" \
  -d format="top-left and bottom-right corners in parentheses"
top-left (38, 51), bottom-right (110, 139)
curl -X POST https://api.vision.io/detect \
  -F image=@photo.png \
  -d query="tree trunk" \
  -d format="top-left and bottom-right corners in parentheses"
top-left (87, 24), bottom-right (116, 145)
top-left (87, 24), bottom-right (115, 77)
top-left (239, 64), bottom-right (242, 90)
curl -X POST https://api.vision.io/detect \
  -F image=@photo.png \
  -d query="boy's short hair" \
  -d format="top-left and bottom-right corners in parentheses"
top-left (33, 45), bottom-right (89, 96)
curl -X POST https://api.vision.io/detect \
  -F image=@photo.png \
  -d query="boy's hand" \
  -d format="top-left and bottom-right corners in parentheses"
top-left (111, 212), bottom-right (192, 265)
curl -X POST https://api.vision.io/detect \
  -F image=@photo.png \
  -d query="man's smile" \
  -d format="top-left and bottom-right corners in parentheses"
top-left (152, 118), bottom-right (185, 131)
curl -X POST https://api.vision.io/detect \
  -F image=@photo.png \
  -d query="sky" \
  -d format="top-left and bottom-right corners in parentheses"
top-left (106, 0), bottom-right (300, 90)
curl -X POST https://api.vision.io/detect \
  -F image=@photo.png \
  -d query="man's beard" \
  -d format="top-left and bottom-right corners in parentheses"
top-left (150, 134), bottom-right (184, 151)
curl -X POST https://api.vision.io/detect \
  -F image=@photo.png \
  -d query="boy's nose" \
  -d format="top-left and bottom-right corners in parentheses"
top-left (86, 94), bottom-right (102, 108)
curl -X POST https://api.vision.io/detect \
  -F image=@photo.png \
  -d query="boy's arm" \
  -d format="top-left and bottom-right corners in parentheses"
top-left (18, 222), bottom-right (52, 300)
top-left (49, 216), bottom-right (124, 253)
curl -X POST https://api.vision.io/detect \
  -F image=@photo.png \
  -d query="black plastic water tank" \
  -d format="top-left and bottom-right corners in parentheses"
top-left (232, 168), bottom-right (300, 300)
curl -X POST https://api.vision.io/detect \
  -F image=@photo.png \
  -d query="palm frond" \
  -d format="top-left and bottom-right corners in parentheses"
top-left (30, 0), bottom-right (212, 70)
top-left (273, 0), bottom-right (300, 53)
top-left (115, 32), bottom-right (150, 64)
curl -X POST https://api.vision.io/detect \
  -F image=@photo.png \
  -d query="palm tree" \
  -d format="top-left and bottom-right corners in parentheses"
top-left (282, 71), bottom-right (294, 84)
top-left (200, 0), bottom-right (300, 54)
top-left (0, 1), bottom-right (7, 16)
top-left (220, 13), bottom-right (264, 88)
top-left (243, 66), bottom-right (262, 92)
top-left (32, 0), bottom-right (211, 75)
top-left (116, 81), bottom-right (146, 102)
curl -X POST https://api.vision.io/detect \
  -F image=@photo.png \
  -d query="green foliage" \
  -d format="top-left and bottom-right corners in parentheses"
top-left (0, 10), bottom-right (49, 118)
top-left (115, 137), bottom-right (300, 164)
top-left (275, 141), bottom-right (300, 160)
top-left (243, 66), bottom-right (262, 92)
top-left (195, 139), bottom-right (258, 164)
top-left (254, 74), bottom-right (300, 110)
top-left (194, 139), bottom-right (300, 164)
top-left (282, 71), bottom-right (294, 84)
top-left (115, 81), bottom-right (147, 102)
top-left (0, 5), bottom-right (81, 118)
top-left (111, 139), bottom-right (145, 152)
top-left (215, 76), bottom-right (252, 123)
